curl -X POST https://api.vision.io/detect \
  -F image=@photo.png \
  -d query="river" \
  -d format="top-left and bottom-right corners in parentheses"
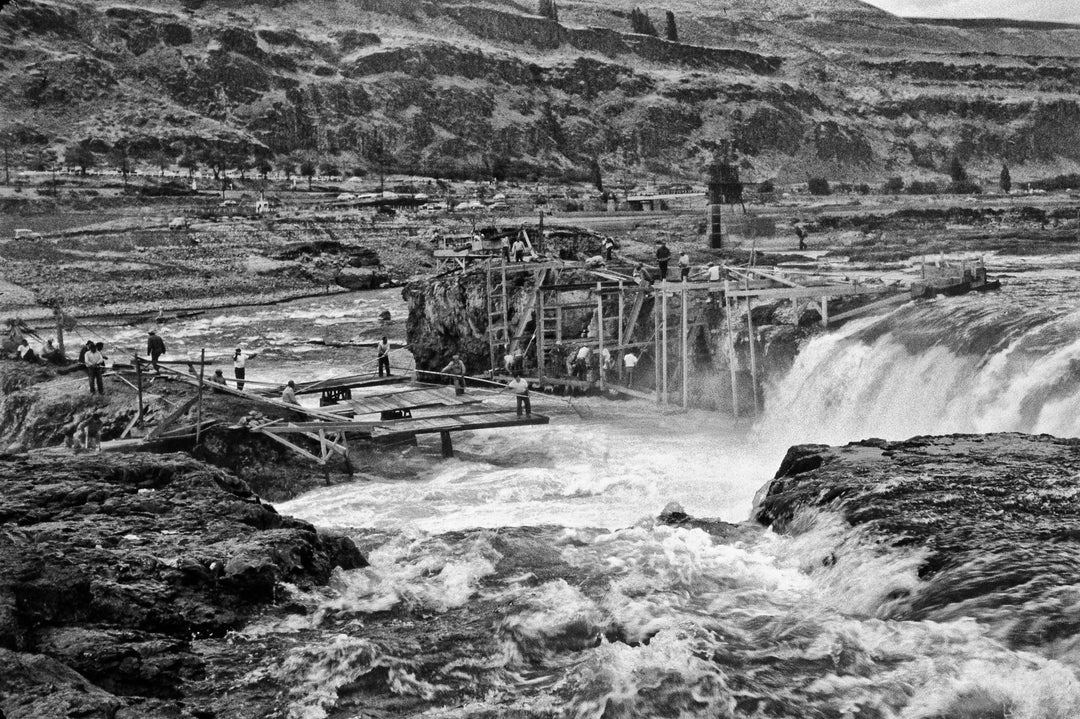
top-left (88, 255), bottom-right (1080, 717)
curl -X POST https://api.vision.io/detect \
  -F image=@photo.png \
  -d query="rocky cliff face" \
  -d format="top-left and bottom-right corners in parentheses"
top-left (2, 0), bottom-right (1079, 183)
top-left (755, 433), bottom-right (1080, 650)
top-left (0, 451), bottom-right (364, 718)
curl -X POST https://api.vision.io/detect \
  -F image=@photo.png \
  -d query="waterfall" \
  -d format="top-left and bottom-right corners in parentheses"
top-left (755, 270), bottom-right (1080, 448)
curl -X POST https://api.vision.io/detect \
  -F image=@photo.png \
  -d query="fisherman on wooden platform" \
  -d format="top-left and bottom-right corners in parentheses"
top-left (441, 354), bottom-right (467, 395)
top-left (376, 336), bottom-right (391, 377)
top-left (146, 330), bottom-right (167, 374)
top-left (84, 343), bottom-right (105, 395)
top-left (679, 251), bottom-right (691, 281)
top-left (512, 235), bottom-right (526, 263)
top-left (623, 351), bottom-right (639, 388)
top-left (507, 371), bottom-right (531, 417)
top-left (655, 240), bottom-right (671, 281)
top-left (549, 340), bottom-right (567, 378)
top-left (234, 347), bottom-right (256, 391)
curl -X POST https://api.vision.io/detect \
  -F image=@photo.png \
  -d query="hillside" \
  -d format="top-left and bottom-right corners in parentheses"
top-left (1, 0), bottom-right (1079, 185)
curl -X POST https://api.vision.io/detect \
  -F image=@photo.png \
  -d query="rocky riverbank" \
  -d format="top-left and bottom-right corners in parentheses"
top-left (0, 451), bottom-right (364, 718)
top-left (755, 433), bottom-right (1080, 651)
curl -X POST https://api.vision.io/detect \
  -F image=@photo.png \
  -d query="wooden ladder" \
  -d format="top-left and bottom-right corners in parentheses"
top-left (485, 260), bottom-right (511, 372)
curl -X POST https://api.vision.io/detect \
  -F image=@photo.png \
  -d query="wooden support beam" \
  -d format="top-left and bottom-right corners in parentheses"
top-left (725, 284), bottom-right (894, 300)
top-left (256, 429), bottom-right (326, 465)
top-left (681, 291), bottom-right (689, 409)
top-left (196, 348), bottom-right (205, 446)
top-left (821, 296), bottom-right (829, 328)
top-left (654, 296), bottom-right (661, 404)
top-left (596, 281), bottom-right (606, 392)
top-left (725, 279), bottom-right (740, 419)
top-left (440, 431), bottom-right (454, 458)
top-left (617, 282), bottom-right (625, 382)
top-left (147, 394), bottom-right (200, 440)
top-left (661, 286), bottom-right (669, 405)
top-left (135, 359), bottom-right (144, 426)
top-left (745, 280), bottom-right (759, 417)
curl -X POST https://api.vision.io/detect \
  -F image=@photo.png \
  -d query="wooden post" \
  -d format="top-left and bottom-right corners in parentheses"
top-left (661, 286), bottom-right (669, 405)
top-left (54, 307), bottom-right (65, 355)
top-left (745, 281), bottom-right (759, 417)
top-left (596, 282), bottom-right (606, 392)
top-left (654, 295), bottom-right (661, 403)
top-left (537, 283), bottom-right (546, 382)
top-left (617, 282), bottom-right (625, 381)
top-left (724, 279), bottom-right (740, 418)
top-left (195, 348), bottom-right (205, 446)
top-left (440, 431), bottom-right (454, 458)
top-left (135, 357), bottom-right (144, 425)
top-left (681, 286), bottom-right (689, 409)
top-left (821, 295), bottom-right (829, 328)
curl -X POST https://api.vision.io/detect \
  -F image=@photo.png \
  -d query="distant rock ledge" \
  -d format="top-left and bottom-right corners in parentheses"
top-left (755, 432), bottom-right (1080, 649)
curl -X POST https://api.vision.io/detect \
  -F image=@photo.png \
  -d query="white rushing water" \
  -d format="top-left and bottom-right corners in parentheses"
top-left (88, 259), bottom-right (1080, 717)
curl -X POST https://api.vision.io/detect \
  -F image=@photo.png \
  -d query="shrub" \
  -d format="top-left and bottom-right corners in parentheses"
top-left (807, 177), bottom-right (831, 195)
top-left (906, 180), bottom-right (938, 195)
top-left (882, 176), bottom-right (904, 194)
top-left (758, 179), bottom-right (775, 193)
top-left (947, 179), bottom-right (982, 195)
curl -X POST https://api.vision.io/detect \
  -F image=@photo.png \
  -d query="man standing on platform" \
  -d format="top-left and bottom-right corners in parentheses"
top-left (655, 241), bottom-right (671, 281)
top-left (507, 371), bottom-right (531, 417)
top-left (511, 236), bottom-right (526, 263)
top-left (84, 343), bottom-right (105, 395)
top-left (376, 336), bottom-right (391, 377)
top-left (234, 347), bottom-right (257, 391)
top-left (679, 250), bottom-right (691, 281)
top-left (441, 354), bottom-right (467, 395)
top-left (146, 330), bottom-right (166, 374)
top-left (623, 351), bottom-right (639, 388)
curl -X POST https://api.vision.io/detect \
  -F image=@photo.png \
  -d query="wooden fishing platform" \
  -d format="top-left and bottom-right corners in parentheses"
top-left (123, 361), bottom-right (547, 465)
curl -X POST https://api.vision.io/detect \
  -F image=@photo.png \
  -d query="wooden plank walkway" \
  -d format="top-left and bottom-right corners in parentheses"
top-left (343, 386), bottom-right (481, 416)
top-left (290, 374), bottom-right (409, 396)
top-left (369, 410), bottom-right (548, 439)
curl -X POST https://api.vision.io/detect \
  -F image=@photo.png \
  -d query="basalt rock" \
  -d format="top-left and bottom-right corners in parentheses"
top-left (0, 452), bottom-right (365, 716)
top-left (755, 433), bottom-right (1080, 650)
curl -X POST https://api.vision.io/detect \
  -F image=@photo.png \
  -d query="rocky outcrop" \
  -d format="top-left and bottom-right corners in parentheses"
top-left (755, 433), bottom-right (1080, 649)
top-left (0, 452), bottom-right (364, 717)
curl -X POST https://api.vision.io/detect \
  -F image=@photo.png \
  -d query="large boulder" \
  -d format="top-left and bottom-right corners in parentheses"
top-left (755, 433), bottom-right (1080, 649)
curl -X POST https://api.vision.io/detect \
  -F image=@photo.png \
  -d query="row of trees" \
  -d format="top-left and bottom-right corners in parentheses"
top-left (801, 159), bottom-right (1015, 197)
top-left (538, 2), bottom-right (679, 41)
top-left (0, 130), bottom-right (402, 191)
top-left (629, 8), bottom-right (679, 41)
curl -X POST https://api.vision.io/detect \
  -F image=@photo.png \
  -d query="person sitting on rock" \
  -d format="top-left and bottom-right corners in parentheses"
top-left (281, 380), bottom-right (300, 405)
top-left (17, 339), bottom-right (38, 364)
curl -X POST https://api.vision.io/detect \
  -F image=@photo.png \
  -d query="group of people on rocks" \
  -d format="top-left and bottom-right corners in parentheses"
top-left (8, 337), bottom-right (64, 365)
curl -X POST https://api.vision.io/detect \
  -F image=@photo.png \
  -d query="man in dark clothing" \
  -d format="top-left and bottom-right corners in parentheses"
top-left (376, 336), bottom-right (391, 377)
top-left (794, 220), bottom-right (807, 251)
top-left (147, 330), bottom-right (166, 374)
top-left (656, 241), bottom-right (671, 281)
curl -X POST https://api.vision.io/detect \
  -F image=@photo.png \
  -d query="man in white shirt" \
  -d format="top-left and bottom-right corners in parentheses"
top-left (376, 336), bottom-right (391, 377)
top-left (679, 251), bottom-right (691, 281)
top-left (707, 263), bottom-right (721, 282)
top-left (506, 372), bottom-right (531, 416)
top-left (281, 380), bottom-right (300, 405)
top-left (233, 347), bottom-right (257, 391)
top-left (623, 351), bottom-right (639, 388)
top-left (84, 345), bottom-right (105, 395)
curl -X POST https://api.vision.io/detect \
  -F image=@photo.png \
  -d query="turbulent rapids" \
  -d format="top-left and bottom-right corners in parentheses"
top-left (63, 256), bottom-right (1080, 717)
